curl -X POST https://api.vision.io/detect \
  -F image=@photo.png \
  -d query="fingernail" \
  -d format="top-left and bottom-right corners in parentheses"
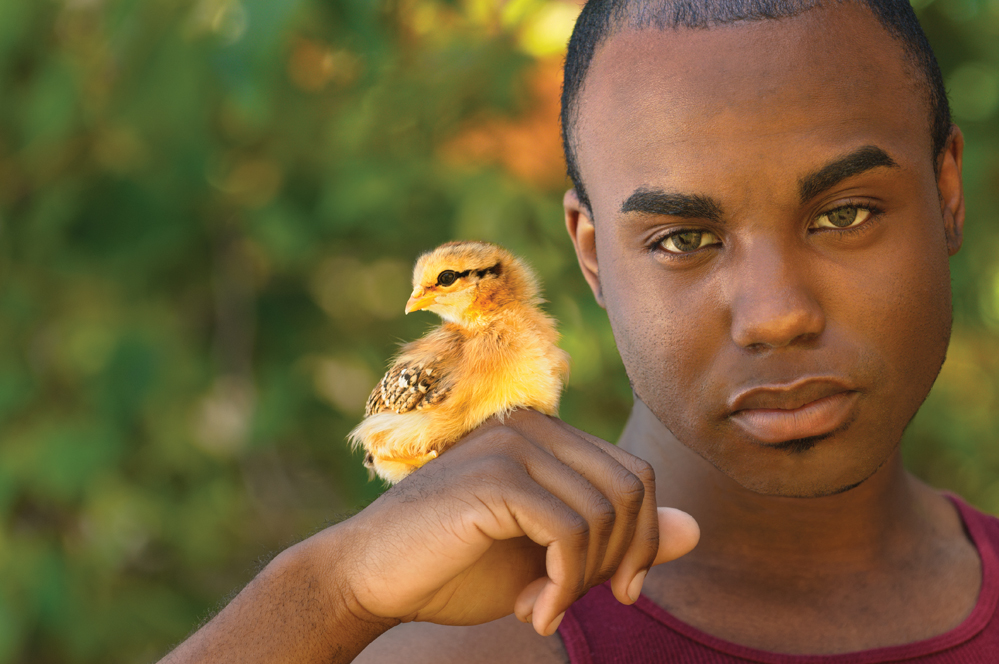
top-left (545, 612), bottom-right (565, 636)
top-left (523, 612), bottom-right (532, 624)
top-left (628, 569), bottom-right (648, 603)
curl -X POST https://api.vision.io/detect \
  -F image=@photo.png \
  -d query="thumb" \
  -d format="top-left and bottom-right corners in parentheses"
top-left (653, 507), bottom-right (700, 566)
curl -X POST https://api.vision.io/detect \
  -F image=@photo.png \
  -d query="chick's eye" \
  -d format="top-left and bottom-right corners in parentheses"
top-left (813, 206), bottom-right (871, 229)
top-left (436, 270), bottom-right (458, 286)
top-left (658, 230), bottom-right (720, 254)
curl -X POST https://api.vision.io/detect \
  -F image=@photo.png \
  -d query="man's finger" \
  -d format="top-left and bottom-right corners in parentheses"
top-left (507, 414), bottom-right (649, 587)
top-left (548, 416), bottom-right (699, 601)
top-left (653, 507), bottom-right (700, 565)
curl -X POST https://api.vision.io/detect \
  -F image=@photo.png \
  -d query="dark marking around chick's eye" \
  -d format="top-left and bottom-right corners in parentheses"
top-left (475, 262), bottom-right (502, 279)
top-left (436, 269), bottom-right (472, 286)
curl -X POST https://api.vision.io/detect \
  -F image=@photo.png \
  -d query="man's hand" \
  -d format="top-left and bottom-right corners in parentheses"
top-left (329, 410), bottom-right (699, 636)
top-left (161, 411), bottom-right (699, 663)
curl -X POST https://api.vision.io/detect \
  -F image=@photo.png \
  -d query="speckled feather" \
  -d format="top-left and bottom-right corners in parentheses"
top-left (365, 360), bottom-right (450, 416)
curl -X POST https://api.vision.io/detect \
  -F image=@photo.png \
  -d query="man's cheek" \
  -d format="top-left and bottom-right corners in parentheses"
top-left (608, 298), bottom-right (704, 408)
top-left (860, 243), bottom-right (950, 393)
top-left (886, 268), bottom-right (951, 412)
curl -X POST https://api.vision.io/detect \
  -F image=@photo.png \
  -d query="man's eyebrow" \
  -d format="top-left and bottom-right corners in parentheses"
top-left (620, 189), bottom-right (723, 223)
top-left (798, 145), bottom-right (899, 203)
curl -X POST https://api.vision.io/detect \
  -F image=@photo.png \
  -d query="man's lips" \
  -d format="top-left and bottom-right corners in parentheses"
top-left (728, 379), bottom-right (858, 445)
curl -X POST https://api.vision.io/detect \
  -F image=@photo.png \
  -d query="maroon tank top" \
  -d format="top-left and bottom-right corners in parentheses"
top-left (558, 496), bottom-right (999, 663)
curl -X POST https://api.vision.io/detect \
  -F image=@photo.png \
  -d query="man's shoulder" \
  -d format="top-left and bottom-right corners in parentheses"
top-left (353, 614), bottom-right (569, 664)
top-left (948, 493), bottom-right (999, 539)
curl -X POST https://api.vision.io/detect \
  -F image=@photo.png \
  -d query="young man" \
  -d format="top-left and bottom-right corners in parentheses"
top-left (162, 0), bottom-right (996, 662)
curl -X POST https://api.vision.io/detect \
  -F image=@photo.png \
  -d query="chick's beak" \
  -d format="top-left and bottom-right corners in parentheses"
top-left (405, 287), bottom-right (437, 314)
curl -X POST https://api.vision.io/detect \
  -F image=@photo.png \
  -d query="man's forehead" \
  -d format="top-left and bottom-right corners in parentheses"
top-left (574, 3), bottom-right (929, 211)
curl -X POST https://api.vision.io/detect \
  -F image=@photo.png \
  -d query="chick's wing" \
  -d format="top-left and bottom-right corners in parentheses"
top-left (365, 358), bottom-right (450, 416)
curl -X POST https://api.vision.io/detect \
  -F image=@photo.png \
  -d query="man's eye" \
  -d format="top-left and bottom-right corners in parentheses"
top-left (813, 206), bottom-right (871, 229)
top-left (658, 230), bottom-right (720, 254)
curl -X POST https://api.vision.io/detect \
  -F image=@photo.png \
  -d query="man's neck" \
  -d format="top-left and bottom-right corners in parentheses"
top-left (619, 398), bottom-right (928, 567)
top-left (617, 398), bottom-right (981, 653)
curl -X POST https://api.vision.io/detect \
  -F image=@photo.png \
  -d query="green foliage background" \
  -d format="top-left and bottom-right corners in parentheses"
top-left (0, 0), bottom-right (995, 661)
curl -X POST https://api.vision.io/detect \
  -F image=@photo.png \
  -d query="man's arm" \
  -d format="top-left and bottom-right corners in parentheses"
top-left (161, 531), bottom-right (395, 664)
top-left (158, 410), bottom-right (700, 663)
top-left (355, 615), bottom-right (570, 664)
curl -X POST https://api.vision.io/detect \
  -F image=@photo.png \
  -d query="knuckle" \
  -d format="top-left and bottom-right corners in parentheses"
top-left (459, 451), bottom-right (524, 486)
top-left (565, 513), bottom-right (590, 544)
top-left (506, 408), bottom-right (536, 424)
top-left (617, 470), bottom-right (646, 505)
top-left (602, 466), bottom-right (645, 516)
top-left (589, 498), bottom-right (617, 533)
top-left (490, 426), bottom-right (528, 452)
top-left (631, 458), bottom-right (656, 486)
top-left (468, 426), bottom-right (527, 460)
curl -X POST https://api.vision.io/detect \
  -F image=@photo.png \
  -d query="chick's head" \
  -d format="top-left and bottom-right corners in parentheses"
top-left (405, 241), bottom-right (539, 326)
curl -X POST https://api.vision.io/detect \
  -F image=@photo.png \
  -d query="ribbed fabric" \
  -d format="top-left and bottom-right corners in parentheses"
top-left (559, 495), bottom-right (999, 663)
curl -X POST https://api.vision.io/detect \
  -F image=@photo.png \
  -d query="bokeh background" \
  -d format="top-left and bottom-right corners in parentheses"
top-left (0, 0), bottom-right (996, 661)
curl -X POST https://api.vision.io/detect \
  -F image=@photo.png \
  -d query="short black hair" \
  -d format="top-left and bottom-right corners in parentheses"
top-left (561, 0), bottom-right (951, 213)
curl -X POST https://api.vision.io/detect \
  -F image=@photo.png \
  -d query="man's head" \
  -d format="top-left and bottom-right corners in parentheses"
top-left (562, 0), bottom-right (965, 497)
top-left (561, 0), bottom-right (951, 215)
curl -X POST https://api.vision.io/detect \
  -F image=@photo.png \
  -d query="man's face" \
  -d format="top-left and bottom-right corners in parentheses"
top-left (566, 4), bottom-right (965, 497)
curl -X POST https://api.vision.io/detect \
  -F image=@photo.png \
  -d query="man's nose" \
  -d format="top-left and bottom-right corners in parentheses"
top-left (728, 242), bottom-right (826, 350)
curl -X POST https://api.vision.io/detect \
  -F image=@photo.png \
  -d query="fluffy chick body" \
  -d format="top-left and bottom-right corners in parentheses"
top-left (349, 241), bottom-right (570, 484)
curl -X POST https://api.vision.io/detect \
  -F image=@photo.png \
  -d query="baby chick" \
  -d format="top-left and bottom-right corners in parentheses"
top-left (349, 241), bottom-right (570, 484)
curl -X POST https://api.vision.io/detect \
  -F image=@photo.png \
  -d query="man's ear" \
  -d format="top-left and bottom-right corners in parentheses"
top-left (938, 125), bottom-right (965, 256)
top-left (564, 189), bottom-right (604, 308)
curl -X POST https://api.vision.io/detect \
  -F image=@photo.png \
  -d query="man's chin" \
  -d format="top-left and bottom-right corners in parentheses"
top-left (732, 474), bottom-right (871, 499)
top-left (633, 390), bottom-right (900, 499)
top-left (704, 438), bottom-right (901, 499)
